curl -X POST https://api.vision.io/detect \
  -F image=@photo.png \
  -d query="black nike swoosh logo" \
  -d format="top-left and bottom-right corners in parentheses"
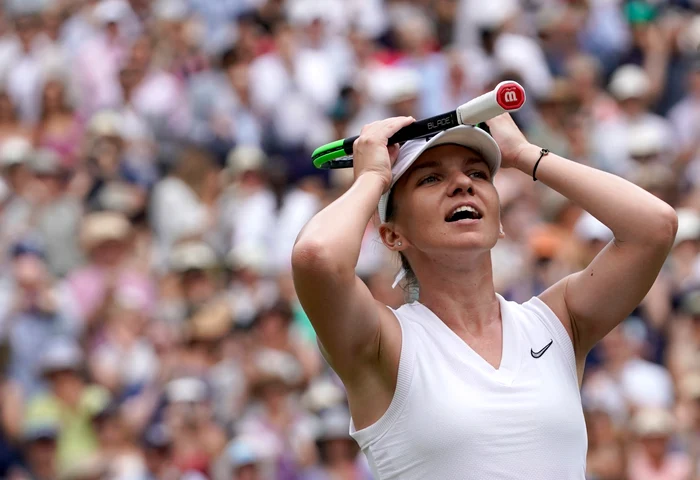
top-left (531, 339), bottom-right (553, 358)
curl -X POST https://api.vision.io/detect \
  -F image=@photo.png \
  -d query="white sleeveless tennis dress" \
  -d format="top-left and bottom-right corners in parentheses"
top-left (349, 293), bottom-right (587, 479)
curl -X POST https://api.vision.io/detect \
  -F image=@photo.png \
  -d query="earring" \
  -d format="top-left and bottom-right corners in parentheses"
top-left (397, 241), bottom-right (402, 247)
top-left (499, 226), bottom-right (504, 235)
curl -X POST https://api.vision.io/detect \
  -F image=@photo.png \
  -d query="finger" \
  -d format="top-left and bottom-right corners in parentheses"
top-left (388, 144), bottom-right (400, 164)
top-left (484, 112), bottom-right (513, 128)
top-left (360, 116), bottom-right (415, 144)
top-left (379, 116), bottom-right (416, 138)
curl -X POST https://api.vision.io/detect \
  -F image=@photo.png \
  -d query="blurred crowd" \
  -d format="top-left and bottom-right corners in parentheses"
top-left (2, 0), bottom-right (700, 479)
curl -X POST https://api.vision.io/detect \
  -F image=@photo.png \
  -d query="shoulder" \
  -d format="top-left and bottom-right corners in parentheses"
top-left (501, 294), bottom-right (561, 328)
top-left (26, 393), bottom-right (59, 419)
top-left (498, 294), bottom-right (568, 342)
top-left (82, 385), bottom-right (111, 410)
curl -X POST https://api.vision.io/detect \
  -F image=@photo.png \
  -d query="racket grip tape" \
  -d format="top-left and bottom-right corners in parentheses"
top-left (341, 111), bottom-right (460, 156)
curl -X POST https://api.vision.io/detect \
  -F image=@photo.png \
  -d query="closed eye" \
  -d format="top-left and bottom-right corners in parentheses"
top-left (418, 174), bottom-right (440, 186)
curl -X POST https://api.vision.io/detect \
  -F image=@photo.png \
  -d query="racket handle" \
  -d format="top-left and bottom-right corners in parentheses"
top-left (340, 111), bottom-right (460, 156)
top-left (456, 81), bottom-right (526, 125)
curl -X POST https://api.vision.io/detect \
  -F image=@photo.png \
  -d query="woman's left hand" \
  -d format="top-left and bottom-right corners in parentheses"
top-left (485, 113), bottom-right (532, 170)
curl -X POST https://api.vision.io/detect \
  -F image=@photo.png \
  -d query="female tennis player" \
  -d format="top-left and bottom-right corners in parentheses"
top-left (291, 114), bottom-right (678, 479)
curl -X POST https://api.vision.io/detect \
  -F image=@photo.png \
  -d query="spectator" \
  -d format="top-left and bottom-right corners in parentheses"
top-left (592, 64), bottom-right (676, 178)
top-left (0, 138), bottom-right (35, 249)
top-left (164, 240), bottom-right (224, 324)
top-left (0, 13), bottom-right (49, 125)
top-left (0, 92), bottom-right (33, 144)
top-left (33, 74), bottom-right (85, 169)
top-left (63, 210), bottom-right (154, 328)
top-left (150, 146), bottom-right (219, 262)
top-left (227, 244), bottom-right (279, 329)
top-left (584, 405), bottom-right (627, 480)
top-left (7, 419), bottom-right (60, 480)
top-left (627, 407), bottom-right (692, 480)
top-left (26, 149), bottom-right (84, 277)
top-left (1, 239), bottom-right (77, 396)
top-left (24, 337), bottom-right (110, 474)
top-left (225, 436), bottom-right (265, 480)
top-left (302, 407), bottom-right (373, 480)
top-left (162, 376), bottom-right (227, 477)
top-left (140, 423), bottom-right (181, 480)
top-left (237, 356), bottom-right (318, 480)
top-left (219, 145), bottom-right (277, 258)
top-left (73, 0), bottom-right (134, 116)
top-left (209, 50), bottom-right (264, 150)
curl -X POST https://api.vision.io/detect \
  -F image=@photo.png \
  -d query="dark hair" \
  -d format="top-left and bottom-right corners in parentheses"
top-left (384, 189), bottom-right (419, 296)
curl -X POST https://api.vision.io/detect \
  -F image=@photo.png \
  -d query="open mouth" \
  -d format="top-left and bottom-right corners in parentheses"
top-left (446, 205), bottom-right (483, 222)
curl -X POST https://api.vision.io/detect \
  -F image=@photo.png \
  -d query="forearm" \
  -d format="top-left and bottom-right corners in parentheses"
top-left (515, 144), bottom-right (676, 243)
top-left (294, 172), bottom-right (385, 270)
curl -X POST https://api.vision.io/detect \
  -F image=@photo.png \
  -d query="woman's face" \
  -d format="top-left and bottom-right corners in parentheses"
top-left (42, 80), bottom-right (65, 111)
top-left (0, 93), bottom-right (16, 122)
top-left (383, 145), bottom-right (502, 260)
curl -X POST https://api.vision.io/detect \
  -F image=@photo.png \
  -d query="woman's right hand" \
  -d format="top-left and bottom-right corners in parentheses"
top-left (352, 116), bottom-right (415, 192)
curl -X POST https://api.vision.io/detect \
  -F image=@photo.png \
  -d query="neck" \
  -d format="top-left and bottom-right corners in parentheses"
top-left (415, 251), bottom-right (499, 334)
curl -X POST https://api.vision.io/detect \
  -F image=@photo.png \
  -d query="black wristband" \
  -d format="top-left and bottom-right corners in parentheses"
top-left (532, 148), bottom-right (549, 182)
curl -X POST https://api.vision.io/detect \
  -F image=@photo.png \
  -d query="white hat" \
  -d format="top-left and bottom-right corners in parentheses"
top-left (88, 110), bottom-right (125, 138)
top-left (368, 67), bottom-right (421, 105)
top-left (80, 211), bottom-right (132, 251)
top-left (315, 407), bottom-right (352, 442)
top-left (30, 149), bottom-right (62, 175)
top-left (170, 241), bottom-right (218, 272)
top-left (469, 0), bottom-right (519, 30)
top-left (627, 122), bottom-right (666, 157)
top-left (287, 0), bottom-right (332, 26)
top-left (227, 243), bottom-right (268, 274)
top-left (40, 337), bottom-right (83, 375)
top-left (226, 145), bottom-right (267, 177)
top-left (0, 136), bottom-right (33, 167)
top-left (378, 125), bottom-right (501, 223)
top-left (301, 379), bottom-right (346, 413)
top-left (677, 15), bottom-right (700, 54)
top-left (573, 212), bottom-right (613, 243)
top-left (153, 0), bottom-right (189, 21)
top-left (227, 436), bottom-right (260, 469)
top-left (631, 407), bottom-right (676, 437)
top-left (674, 208), bottom-right (700, 246)
top-left (94, 0), bottom-right (130, 24)
top-left (165, 377), bottom-right (209, 403)
top-left (609, 64), bottom-right (651, 101)
top-left (253, 349), bottom-right (303, 386)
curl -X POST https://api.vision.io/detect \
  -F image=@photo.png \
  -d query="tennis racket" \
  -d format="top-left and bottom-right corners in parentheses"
top-left (312, 81), bottom-right (526, 169)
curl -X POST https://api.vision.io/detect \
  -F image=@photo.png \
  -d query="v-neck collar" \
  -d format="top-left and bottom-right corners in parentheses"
top-left (410, 293), bottom-right (520, 386)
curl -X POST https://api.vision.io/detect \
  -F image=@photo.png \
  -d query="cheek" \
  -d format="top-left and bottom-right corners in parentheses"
top-left (400, 196), bottom-right (443, 238)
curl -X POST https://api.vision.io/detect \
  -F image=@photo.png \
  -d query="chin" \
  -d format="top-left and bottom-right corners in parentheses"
top-left (437, 232), bottom-right (498, 253)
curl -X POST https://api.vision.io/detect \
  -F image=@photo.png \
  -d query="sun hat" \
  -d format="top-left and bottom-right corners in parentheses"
top-left (377, 125), bottom-right (501, 224)
top-left (631, 407), bottom-right (675, 437)
top-left (608, 64), bottom-right (651, 101)
top-left (0, 136), bottom-right (33, 168)
top-left (80, 211), bottom-right (132, 252)
top-left (39, 337), bottom-right (84, 376)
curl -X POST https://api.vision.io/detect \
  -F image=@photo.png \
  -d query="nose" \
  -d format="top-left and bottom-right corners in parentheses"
top-left (447, 172), bottom-right (474, 197)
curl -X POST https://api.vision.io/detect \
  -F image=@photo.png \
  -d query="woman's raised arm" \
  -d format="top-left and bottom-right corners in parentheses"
top-left (487, 113), bottom-right (678, 369)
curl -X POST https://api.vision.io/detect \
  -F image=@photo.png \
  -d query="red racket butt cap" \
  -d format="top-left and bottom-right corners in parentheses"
top-left (496, 82), bottom-right (526, 111)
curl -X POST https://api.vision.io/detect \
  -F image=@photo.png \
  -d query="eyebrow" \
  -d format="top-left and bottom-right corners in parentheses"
top-left (410, 156), bottom-right (489, 177)
top-left (410, 160), bottom-right (441, 175)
